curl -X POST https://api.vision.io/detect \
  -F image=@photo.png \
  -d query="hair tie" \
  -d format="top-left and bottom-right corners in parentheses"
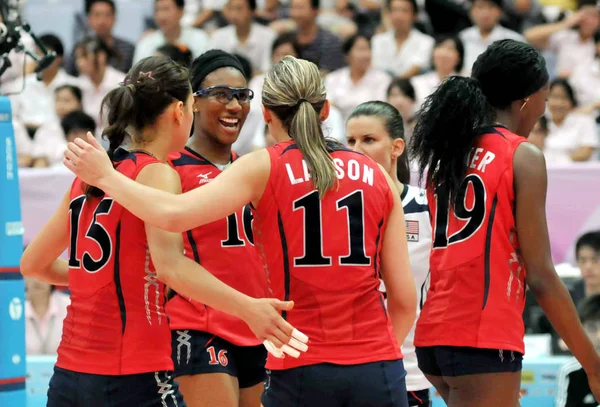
top-left (296, 98), bottom-right (308, 107)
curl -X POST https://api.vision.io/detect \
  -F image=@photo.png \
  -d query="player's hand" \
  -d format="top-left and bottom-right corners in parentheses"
top-left (241, 298), bottom-right (309, 358)
top-left (587, 370), bottom-right (600, 404)
top-left (63, 132), bottom-right (115, 188)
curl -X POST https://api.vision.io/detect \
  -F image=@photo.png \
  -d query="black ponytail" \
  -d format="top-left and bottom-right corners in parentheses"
top-left (410, 76), bottom-right (495, 205)
top-left (84, 55), bottom-right (191, 199)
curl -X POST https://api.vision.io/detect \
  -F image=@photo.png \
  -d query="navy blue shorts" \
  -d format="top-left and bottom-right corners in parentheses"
top-left (407, 389), bottom-right (431, 406)
top-left (416, 346), bottom-right (523, 377)
top-left (47, 366), bottom-right (185, 407)
top-left (262, 360), bottom-right (409, 407)
top-left (171, 329), bottom-right (267, 388)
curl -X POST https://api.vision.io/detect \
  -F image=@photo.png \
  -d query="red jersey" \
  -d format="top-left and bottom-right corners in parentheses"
top-left (254, 141), bottom-right (401, 370)
top-left (415, 126), bottom-right (527, 354)
top-left (166, 147), bottom-right (266, 346)
top-left (57, 149), bottom-right (172, 375)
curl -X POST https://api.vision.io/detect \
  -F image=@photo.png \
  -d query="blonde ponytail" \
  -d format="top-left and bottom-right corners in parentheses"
top-left (262, 56), bottom-right (337, 198)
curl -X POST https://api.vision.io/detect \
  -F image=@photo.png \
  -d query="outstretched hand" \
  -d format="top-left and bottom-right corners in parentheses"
top-left (242, 298), bottom-right (309, 359)
top-left (63, 132), bottom-right (115, 188)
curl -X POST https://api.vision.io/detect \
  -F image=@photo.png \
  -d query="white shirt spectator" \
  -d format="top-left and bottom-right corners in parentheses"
top-left (545, 112), bottom-right (599, 164)
top-left (25, 290), bottom-right (70, 355)
top-left (325, 66), bottom-right (391, 123)
top-left (251, 104), bottom-right (346, 149)
top-left (133, 27), bottom-right (210, 64)
top-left (371, 29), bottom-right (435, 77)
top-left (459, 25), bottom-right (525, 73)
top-left (31, 121), bottom-right (67, 166)
top-left (411, 71), bottom-right (457, 111)
top-left (10, 70), bottom-right (79, 128)
top-left (13, 119), bottom-right (33, 157)
top-left (569, 58), bottom-right (600, 110)
top-left (209, 23), bottom-right (277, 73)
top-left (549, 30), bottom-right (596, 77)
top-left (78, 65), bottom-right (125, 128)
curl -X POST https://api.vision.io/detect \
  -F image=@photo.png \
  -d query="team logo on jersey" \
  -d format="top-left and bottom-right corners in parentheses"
top-left (197, 172), bottom-right (212, 184)
top-left (406, 220), bottom-right (419, 242)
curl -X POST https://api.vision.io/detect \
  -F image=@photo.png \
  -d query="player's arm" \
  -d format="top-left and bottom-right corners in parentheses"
top-left (20, 190), bottom-right (71, 286)
top-left (378, 165), bottom-right (417, 345)
top-left (64, 134), bottom-right (270, 233)
top-left (138, 163), bottom-right (306, 353)
top-left (515, 142), bottom-right (600, 378)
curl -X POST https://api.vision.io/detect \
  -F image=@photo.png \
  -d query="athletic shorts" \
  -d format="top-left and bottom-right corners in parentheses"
top-left (171, 329), bottom-right (267, 388)
top-left (47, 366), bottom-right (185, 407)
top-left (416, 346), bottom-right (523, 377)
top-left (407, 388), bottom-right (431, 406)
top-left (262, 360), bottom-right (409, 407)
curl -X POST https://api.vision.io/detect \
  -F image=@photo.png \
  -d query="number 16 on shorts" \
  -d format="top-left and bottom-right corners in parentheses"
top-left (207, 346), bottom-right (229, 366)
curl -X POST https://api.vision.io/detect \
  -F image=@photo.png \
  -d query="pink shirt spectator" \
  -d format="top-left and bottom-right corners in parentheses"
top-left (25, 290), bottom-right (70, 355)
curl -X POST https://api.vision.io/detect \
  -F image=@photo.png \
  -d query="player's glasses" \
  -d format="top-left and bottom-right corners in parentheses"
top-left (193, 86), bottom-right (254, 105)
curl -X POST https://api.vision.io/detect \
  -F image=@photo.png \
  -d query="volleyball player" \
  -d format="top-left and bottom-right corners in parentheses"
top-left (20, 56), bottom-right (307, 407)
top-left (347, 101), bottom-right (433, 407)
top-left (64, 56), bottom-right (418, 407)
top-left (167, 50), bottom-right (268, 407)
top-left (409, 39), bottom-right (600, 406)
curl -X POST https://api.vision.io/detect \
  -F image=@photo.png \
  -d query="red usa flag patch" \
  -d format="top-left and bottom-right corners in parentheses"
top-left (406, 220), bottom-right (419, 242)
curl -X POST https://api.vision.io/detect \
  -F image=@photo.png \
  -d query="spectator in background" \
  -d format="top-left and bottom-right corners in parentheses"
top-left (459, 0), bottom-right (524, 73)
top-left (528, 115), bottom-right (549, 151)
top-left (25, 277), bottom-right (70, 355)
top-left (325, 34), bottom-right (391, 123)
top-left (240, 33), bottom-right (301, 153)
top-left (74, 37), bottom-right (125, 128)
top-left (31, 85), bottom-right (84, 168)
top-left (556, 294), bottom-right (600, 407)
top-left (290, 0), bottom-right (345, 73)
top-left (411, 36), bottom-right (464, 110)
top-left (155, 43), bottom-right (194, 67)
top-left (191, 0), bottom-right (228, 28)
top-left (61, 110), bottom-right (97, 143)
top-left (209, 0), bottom-right (277, 74)
top-left (577, 231), bottom-right (600, 297)
top-left (545, 79), bottom-right (598, 163)
top-left (10, 34), bottom-right (78, 136)
top-left (372, 0), bottom-right (434, 78)
top-left (386, 78), bottom-right (417, 142)
top-left (570, 31), bottom-right (600, 117)
top-left (68, 0), bottom-right (135, 75)
top-left (134, 0), bottom-right (210, 63)
top-left (525, 0), bottom-right (600, 78)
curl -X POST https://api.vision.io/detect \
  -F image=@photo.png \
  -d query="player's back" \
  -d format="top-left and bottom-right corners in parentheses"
top-left (58, 149), bottom-right (172, 375)
top-left (166, 147), bottom-right (266, 346)
top-left (415, 126), bottom-right (527, 353)
top-left (254, 140), bottom-right (401, 370)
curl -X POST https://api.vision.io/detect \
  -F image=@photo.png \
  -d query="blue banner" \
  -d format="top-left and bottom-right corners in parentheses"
top-left (0, 96), bottom-right (26, 406)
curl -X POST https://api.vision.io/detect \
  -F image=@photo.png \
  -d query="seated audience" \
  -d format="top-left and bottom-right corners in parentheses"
top-left (325, 34), bottom-right (392, 123)
top-left (525, 0), bottom-right (599, 78)
top-left (411, 36), bottom-right (464, 110)
top-left (371, 0), bottom-right (435, 77)
top-left (386, 78), bottom-right (417, 143)
top-left (25, 276), bottom-right (70, 355)
top-left (209, 0), bottom-right (277, 74)
top-left (31, 85), bottom-right (84, 168)
top-left (154, 43), bottom-right (194, 67)
top-left (459, 0), bottom-right (524, 73)
top-left (545, 78), bottom-right (598, 163)
top-left (134, 0), bottom-right (210, 63)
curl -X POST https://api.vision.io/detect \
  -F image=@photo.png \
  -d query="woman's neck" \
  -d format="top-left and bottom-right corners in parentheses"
top-left (30, 293), bottom-right (51, 319)
top-left (91, 65), bottom-right (106, 87)
top-left (349, 66), bottom-right (367, 83)
top-left (494, 110), bottom-right (517, 134)
top-left (188, 133), bottom-right (233, 165)
top-left (436, 68), bottom-right (453, 80)
top-left (268, 126), bottom-right (292, 144)
top-left (552, 115), bottom-right (566, 127)
top-left (130, 136), bottom-right (169, 162)
top-left (390, 161), bottom-right (404, 196)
